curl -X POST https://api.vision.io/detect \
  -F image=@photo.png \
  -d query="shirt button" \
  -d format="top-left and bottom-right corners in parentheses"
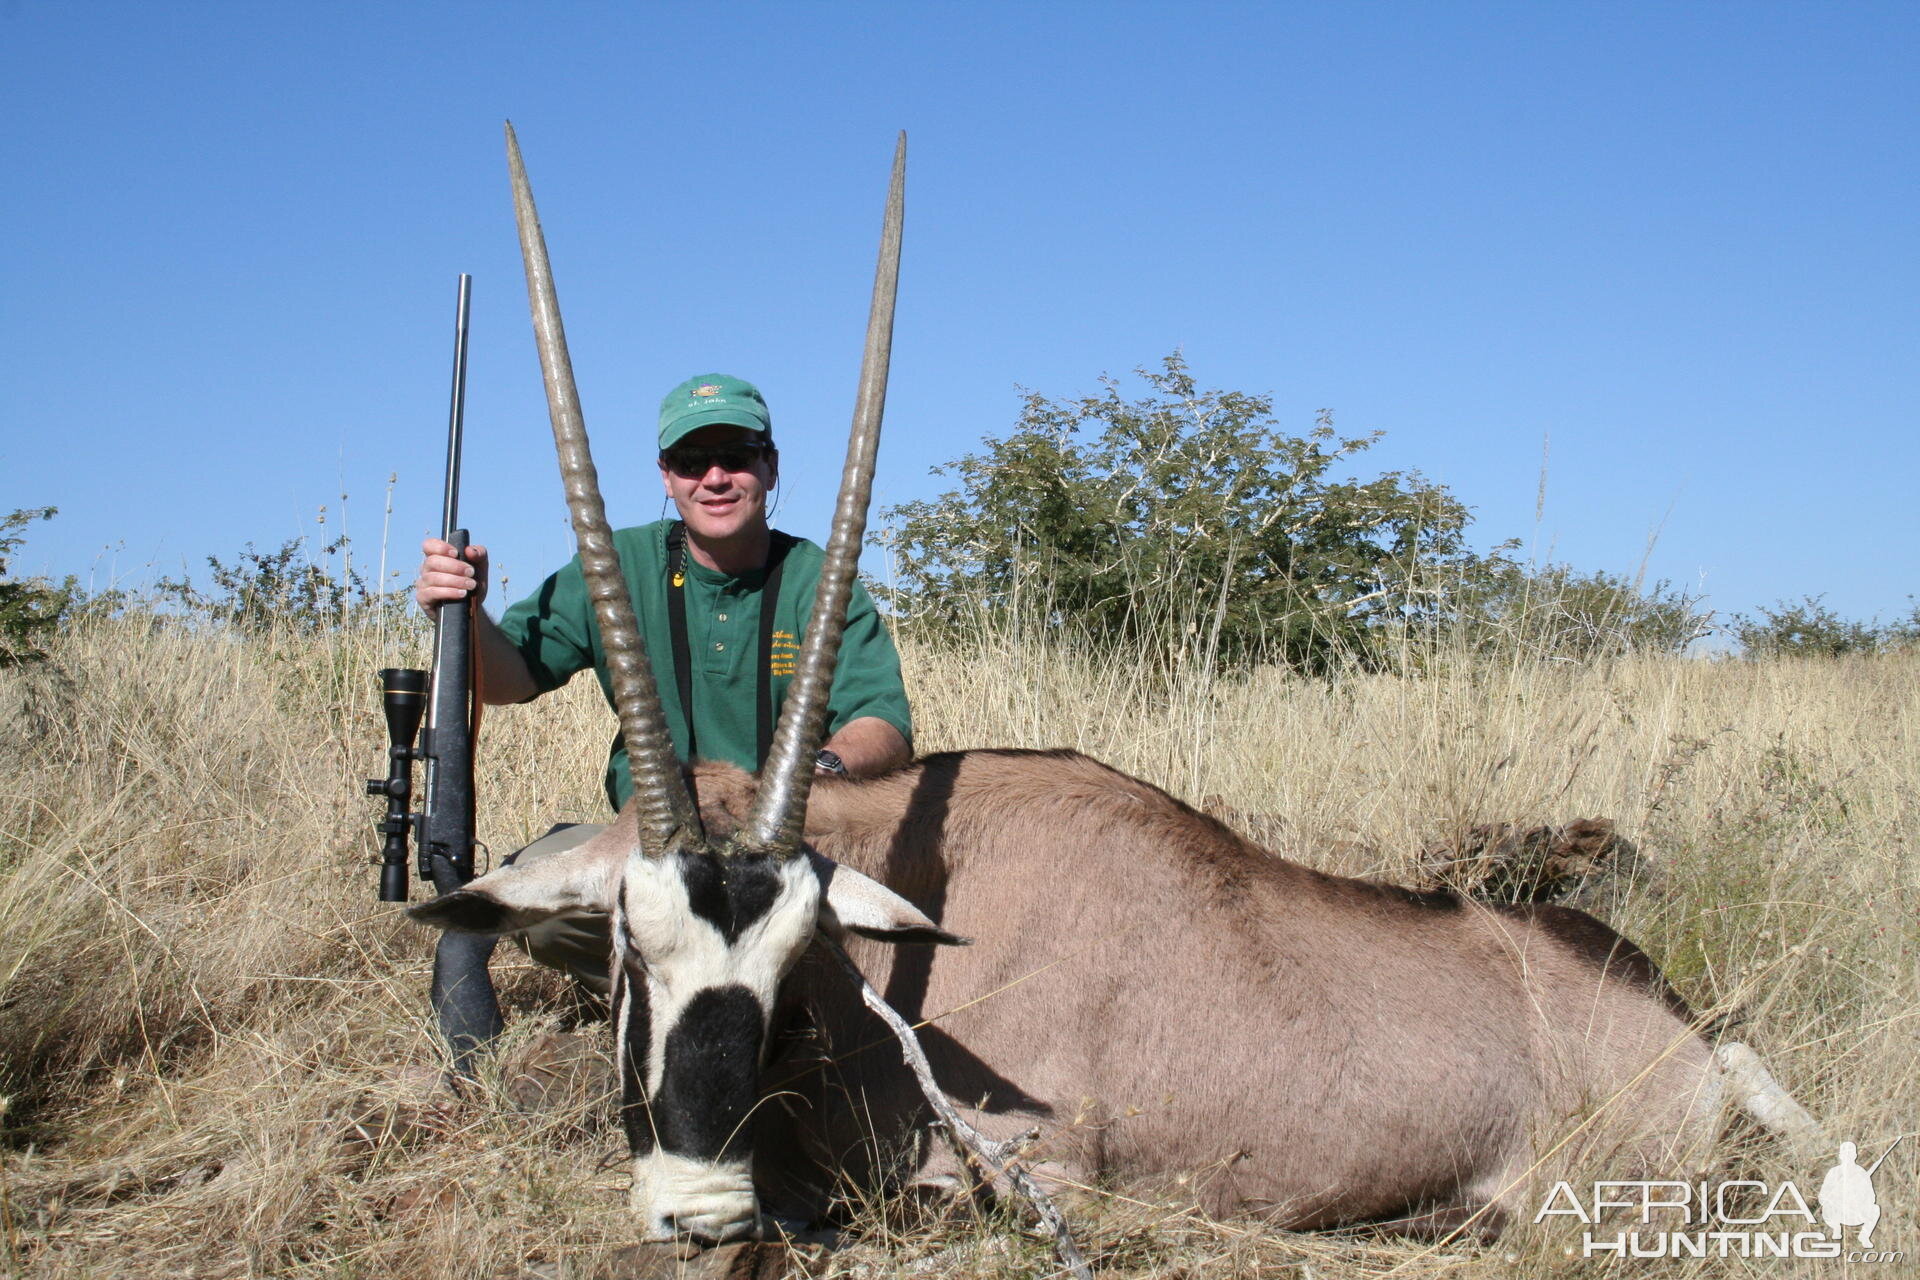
top-left (713, 642), bottom-right (725, 652)
top-left (716, 613), bottom-right (728, 622)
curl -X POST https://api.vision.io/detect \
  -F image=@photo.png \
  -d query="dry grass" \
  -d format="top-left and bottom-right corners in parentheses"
top-left (0, 611), bottom-right (1913, 1277)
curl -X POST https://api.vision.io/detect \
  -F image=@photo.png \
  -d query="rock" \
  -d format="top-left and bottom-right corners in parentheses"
top-left (501, 1029), bottom-right (615, 1115)
top-left (306, 1093), bottom-right (453, 1177)
top-left (379, 1181), bottom-right (462, 1222)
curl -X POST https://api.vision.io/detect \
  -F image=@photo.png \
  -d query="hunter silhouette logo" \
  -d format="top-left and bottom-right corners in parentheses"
top-left (1821, 1137), bottom-right (1901, 1249)
top-left (1537, 1135), bottom-right (1906, 1262)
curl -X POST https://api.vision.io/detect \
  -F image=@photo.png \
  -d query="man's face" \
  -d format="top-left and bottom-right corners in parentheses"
top-left (658, 424), bottom-right (777, 546)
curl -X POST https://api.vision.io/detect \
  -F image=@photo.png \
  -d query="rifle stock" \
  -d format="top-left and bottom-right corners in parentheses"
top-left (419, 528), bottom-right (476, 884)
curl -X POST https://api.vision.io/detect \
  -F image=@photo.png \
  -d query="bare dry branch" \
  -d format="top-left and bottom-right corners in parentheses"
top-left (820, 936), bottom-right (1093, 1280)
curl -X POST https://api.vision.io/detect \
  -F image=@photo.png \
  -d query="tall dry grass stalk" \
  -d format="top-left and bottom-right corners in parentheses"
top-left (0, 609), bottom-right (1913, 1277)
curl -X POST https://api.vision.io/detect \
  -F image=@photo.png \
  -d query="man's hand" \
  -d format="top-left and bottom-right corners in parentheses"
top-left (415, 537), bottom-right (489, 613)
top-left (411, 536), bottom-right (539, 705)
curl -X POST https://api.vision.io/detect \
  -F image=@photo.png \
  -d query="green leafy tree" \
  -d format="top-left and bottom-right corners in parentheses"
top-left (158, 536), bottom-right (378, 634)
top-left (877, 354), bottom-right (1475, 671)
top-left (1879, 598), bottom-right (1920, 652)
top-left (1731, 595), bottom-right (1881, 658)
top-left (0, 507), bottom-right (73, 666)
top-left (1442, 557), bottom-right (1712, 660)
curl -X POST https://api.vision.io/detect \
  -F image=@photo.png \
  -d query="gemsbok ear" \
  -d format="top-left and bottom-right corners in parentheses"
top-left (408, 886), bottom-right (521, 934)
top-left (408, 832), bottom-right (626, 935)
top-left (808, 851), bottom-right (969, 947)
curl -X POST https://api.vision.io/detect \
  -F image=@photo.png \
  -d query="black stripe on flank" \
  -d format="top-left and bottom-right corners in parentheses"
top-left (617, 954), bottom-right (656, 1156)
top-left (653, 985), bottom-right (765, 1161)
top-left (678, 853), bottom-right (781, 944)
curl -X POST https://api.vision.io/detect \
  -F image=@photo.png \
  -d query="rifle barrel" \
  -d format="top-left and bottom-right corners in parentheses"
top-left (441, 274), bottom-right (472, 539)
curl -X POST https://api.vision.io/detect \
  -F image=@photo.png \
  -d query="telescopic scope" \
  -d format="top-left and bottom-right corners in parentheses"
top-left (369, 667), bottom-right (428, 901)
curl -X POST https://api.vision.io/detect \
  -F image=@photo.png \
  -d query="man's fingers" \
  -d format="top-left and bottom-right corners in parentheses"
top-left (416, 538), bottom-right (488, 611)
top-left (420, 538), bottom-right (484, 563)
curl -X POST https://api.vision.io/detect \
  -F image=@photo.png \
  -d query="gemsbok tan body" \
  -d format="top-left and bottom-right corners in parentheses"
top-left (411, 126), bottom-right (1818, 1249)
top-left (431, 748), bottom-right (1820, 1238)
top-left (700, 751), bottom-right (1746, 1233)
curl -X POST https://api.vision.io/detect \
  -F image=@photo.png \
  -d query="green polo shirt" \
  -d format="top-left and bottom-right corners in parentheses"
top-left (496, 520), bottom-right (912, 810)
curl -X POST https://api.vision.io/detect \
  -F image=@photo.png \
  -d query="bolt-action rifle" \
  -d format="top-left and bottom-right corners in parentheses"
top-left (368, 274), bottom-right (502, 1072)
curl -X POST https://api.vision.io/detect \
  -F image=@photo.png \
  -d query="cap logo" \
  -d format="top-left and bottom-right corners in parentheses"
top-left (692, 383), bottom-right (722, 397)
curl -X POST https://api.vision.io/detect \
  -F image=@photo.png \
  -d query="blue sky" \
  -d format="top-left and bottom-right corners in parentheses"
top-left (4, 2), bottom-right (1914, 630)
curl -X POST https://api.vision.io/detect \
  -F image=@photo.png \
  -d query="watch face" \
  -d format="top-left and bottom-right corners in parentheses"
top-left (815, 749), bottom-right (848, 776)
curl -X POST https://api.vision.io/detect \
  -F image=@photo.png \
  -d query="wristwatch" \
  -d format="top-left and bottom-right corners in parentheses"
top-left (814, 748), bottom-right (850, 778)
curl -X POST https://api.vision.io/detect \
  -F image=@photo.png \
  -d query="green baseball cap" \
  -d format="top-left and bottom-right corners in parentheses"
top-left (658, 373), bottom-right (773, 450)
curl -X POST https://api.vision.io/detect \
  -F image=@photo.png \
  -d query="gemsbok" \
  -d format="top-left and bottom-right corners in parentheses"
top-left (411, 126), bottom-right (1822, 1249)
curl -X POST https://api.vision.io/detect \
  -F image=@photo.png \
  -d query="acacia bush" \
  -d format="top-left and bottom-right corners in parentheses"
top-left (1731, 594), bottom-right (1918, 658)
top-left (156, 535), bottom-right (394, 634)
top-left (1428, 556), bottom-right (1712, 661)
top-left (0, 506), bottom-right (73, 666)
top-left (878, 355), bottom-right (1713, 672)
top-left (878, 354), bottom-right (1477, 673)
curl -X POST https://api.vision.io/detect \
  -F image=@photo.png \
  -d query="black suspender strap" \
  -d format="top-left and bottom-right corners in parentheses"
top-left (754, 534), bottom-right (790, 770)
top-left (665, 522), bottom-right (788, 770)
top-left (665, 522), bottom-right (697, 759)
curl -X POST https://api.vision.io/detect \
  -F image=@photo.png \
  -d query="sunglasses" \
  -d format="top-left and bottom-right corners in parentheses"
top-left (660, 440), bottom-right (773, 478)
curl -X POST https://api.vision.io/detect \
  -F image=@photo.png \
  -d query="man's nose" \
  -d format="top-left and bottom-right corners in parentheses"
top-left (699, 465), bottom-right (731, 487)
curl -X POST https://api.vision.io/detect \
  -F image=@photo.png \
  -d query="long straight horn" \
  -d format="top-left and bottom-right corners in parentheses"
top-left (741, 133), bottom-right (905, 857)
top-left (505, 122), bottom-right (703, 854)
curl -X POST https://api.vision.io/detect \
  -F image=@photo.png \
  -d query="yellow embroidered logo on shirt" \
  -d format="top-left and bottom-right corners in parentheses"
top-left (769, 629), bottom-right (799, 677)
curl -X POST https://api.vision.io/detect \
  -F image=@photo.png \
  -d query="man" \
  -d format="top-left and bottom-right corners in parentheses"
top-left (414, 372), bottom-right (913, 993)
